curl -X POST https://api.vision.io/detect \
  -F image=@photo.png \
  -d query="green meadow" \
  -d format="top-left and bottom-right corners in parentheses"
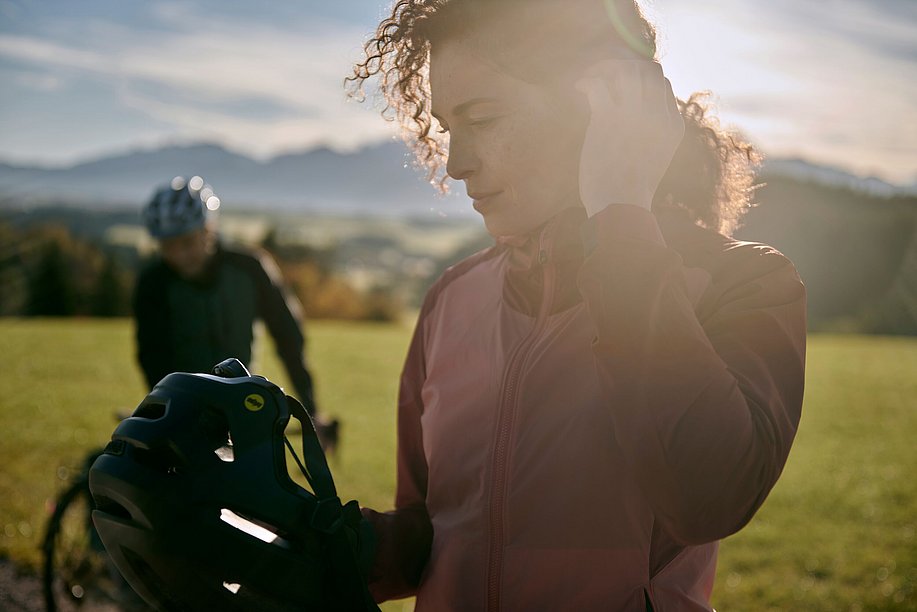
top-left (0, 320), bottom-right (914, 610)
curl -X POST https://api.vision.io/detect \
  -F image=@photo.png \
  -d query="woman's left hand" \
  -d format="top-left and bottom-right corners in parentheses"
top-left (575, 60), bottom-right (685, 216)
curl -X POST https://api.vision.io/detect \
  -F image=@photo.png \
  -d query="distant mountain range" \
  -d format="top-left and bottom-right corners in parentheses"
top-left (0, 141), bottom-right (467, 216)
top-left (760, 158), bottom-right (917, 198)
top-left (0, 141), bottom-right (914, 214)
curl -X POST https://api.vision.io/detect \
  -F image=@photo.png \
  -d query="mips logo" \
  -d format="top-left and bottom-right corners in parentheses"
top-left (244, 394), bottom-right (266, 412)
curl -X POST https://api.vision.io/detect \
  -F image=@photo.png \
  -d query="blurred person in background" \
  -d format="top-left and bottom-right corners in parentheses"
top-left (134, 175), bottom-right (338, 450)
top-left (348, 0), bottom-right (806, 609)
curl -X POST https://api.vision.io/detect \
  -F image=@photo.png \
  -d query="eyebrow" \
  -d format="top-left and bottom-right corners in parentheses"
top-left (432, 96), bottom-right (502, 121)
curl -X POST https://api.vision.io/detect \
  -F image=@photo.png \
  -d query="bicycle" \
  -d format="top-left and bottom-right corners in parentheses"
top-left (41, 447), bottom-right (148, 611)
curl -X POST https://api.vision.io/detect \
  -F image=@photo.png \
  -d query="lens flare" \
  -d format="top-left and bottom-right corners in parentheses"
top-left (602, 0), bottom-right (654, 59)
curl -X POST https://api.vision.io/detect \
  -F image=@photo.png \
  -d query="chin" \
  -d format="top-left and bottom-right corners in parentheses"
top-left (482, 210), bottom-right (547, 239)
top-left (483, 217), bottom-right (517, 238)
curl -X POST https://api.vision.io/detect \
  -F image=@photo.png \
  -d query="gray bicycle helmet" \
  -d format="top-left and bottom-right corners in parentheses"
top-left (88, 359), bottom-right (378, 611)
top-left (143, 176), bottom-right (219, 239)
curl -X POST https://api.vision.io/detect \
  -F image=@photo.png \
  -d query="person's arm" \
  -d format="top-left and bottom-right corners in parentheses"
top-left (578, 204), bottom-right (806, 545)
top-left (133, 264), bottom-right (174, 390)
top-left (360, 296), bottom-right (434, 602)
top-left (251, 250), bottom-right (318, 413)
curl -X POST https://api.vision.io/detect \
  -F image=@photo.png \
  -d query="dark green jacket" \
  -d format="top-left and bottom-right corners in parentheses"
top-left (133, 243), bottom-right (316, 411)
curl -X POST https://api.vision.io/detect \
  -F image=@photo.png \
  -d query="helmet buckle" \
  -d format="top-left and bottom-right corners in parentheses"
top-left (310, 496), bottom-right (345, 534)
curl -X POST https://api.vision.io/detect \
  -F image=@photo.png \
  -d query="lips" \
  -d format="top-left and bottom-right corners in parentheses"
top-left (469, 190), bottom-right (503, 213)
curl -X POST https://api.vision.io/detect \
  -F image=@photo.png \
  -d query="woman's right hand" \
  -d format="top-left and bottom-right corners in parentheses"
top-left (575, 60), bottom-right (684, 217)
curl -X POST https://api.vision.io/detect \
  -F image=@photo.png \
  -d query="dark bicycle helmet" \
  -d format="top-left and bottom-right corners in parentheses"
top-left (143, 176), bottom-right (219, 239)
top-left (89, 359), bottom-right (379, 611)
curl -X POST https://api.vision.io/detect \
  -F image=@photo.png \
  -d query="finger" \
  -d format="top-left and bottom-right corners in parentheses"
top-left (579, 58), bottom-right (653, 80)
top-left (662, 77), bottom-right (681, 121)
top-left (663, 77), bottom-right (677, 113)
top-left (638, 62), bottom-right (668, 114)
top-left (662, 78), bottom-right (686, 142)
top-left (574, 76), bottom-right (615, 112)
top-left (579, 58), bottom-right (637, 80)
top-left (578, 59), bottom-right (651, 110)
top-left (619, 61), bottom-right (644, 113)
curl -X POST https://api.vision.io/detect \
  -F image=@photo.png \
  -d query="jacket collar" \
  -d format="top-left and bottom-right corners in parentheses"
top-left (498, 206), bottom-right (588, 270)
top-left (498, 207), bottom-right (587, 316)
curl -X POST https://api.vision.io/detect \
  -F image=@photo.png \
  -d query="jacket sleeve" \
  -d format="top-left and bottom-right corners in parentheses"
top-left (133, 265), bottom-right (173, 390)
top-left (361, 295), bottom-right (434, 602)
top-left (252, 250), bottom-right (318, 413)
top-left (578, 204), bottom-right (806, 546)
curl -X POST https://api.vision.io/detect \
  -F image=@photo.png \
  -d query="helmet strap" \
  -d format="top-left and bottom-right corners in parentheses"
top-left (285, 395), bottom-right (379, 610)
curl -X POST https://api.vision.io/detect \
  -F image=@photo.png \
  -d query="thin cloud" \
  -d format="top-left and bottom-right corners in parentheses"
top-left (656, 0), bottom-right (916, 181)
top-left (0, 35), bottom-right (105, 72)
top-left (0, 0), bottom-right (914, 182)
top-left (764, 0), bottom-right (917, 64)
top-left (0, 9), bottom-right (393, 161)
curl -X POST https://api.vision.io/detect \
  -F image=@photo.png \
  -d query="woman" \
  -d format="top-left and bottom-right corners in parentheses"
top-left (349, 0), bottom-right (806, 610)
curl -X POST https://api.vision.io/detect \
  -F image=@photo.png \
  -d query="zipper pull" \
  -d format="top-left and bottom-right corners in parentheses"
top-left (539, 249), bottom-right (548, 265)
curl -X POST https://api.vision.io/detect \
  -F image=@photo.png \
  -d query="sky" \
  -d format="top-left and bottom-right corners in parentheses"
top-left (0, 0), bottom-right (915, 183)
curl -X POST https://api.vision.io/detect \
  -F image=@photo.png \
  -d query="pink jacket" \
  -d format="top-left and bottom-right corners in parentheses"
top-left (364, 205), bottom-right (806, 611)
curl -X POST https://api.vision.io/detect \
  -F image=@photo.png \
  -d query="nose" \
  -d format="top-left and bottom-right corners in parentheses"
top-left (445, 132), bottom-right (477, 181)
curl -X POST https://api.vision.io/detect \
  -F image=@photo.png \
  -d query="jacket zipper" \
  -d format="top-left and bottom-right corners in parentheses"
top-left (486, 223), bottom-right (557, 611)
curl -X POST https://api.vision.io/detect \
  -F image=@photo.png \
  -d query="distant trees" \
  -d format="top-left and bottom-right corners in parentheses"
top-left (0, 223), bottom-right (28, 316)
top-left (0, 220), bottom-right (403, 322)
top-left (26, 238), bottom-right (76, 315)
top-left (262, 229), bottom-right (402, 322)
top-left (0, 222), bottom-right (133, 317)
top-left (737, 176), bottom-right (917, 335)
top-left (3, 173), bottom-right (916, 333)
top-left (91, 256), bottom-right (132, 316)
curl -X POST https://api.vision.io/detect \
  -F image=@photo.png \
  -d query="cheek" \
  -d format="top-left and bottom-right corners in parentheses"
top-left (488, 117), bottom-right (553, 185)
top-left (511, 122), bottom-right (581, 199)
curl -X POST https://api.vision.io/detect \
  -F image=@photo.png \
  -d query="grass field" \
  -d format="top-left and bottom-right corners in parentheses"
top-left (1, 319), bottom-right (914, 610)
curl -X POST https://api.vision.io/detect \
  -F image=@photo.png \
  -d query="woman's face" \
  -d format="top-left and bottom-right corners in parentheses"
top-left (430, 36), bottom-right (587, 237)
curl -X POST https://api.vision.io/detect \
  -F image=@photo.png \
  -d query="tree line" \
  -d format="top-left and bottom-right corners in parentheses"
top-left (738, 175), bottom-right (917, 336)
top-left (2, 171), bottom-right (916, 333)
top-left (0, 222), bottom-right (401, 321)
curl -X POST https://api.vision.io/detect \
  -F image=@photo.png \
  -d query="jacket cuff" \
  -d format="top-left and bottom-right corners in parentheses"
top-left (360, 505), bottom-right (432, 602)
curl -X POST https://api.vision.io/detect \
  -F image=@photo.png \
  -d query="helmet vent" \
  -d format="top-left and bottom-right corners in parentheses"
top-left (223, 582), bottom-right (241, 594)
top-left (122, 548), bottom-right (185, 610)
top-left (94, 494), bottom-right (132, 520)
top-left (220, 508), bottom-right (279, 544)
top-left (133, 401), bottom-right (167, 420)
top-left (134, 446), bottom-right (182, 474)
top-left (199, 408), bottom-right (232, 458)
top-left (214, 437), bottom-right (234, 462)
top-left (219, 509), bottom-right (292, 550)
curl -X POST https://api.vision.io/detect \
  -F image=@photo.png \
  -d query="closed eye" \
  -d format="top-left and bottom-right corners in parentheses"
top-left (431, 113), bottom-right (449, 135)
top-left (470, 116), bottom-right (498, 126)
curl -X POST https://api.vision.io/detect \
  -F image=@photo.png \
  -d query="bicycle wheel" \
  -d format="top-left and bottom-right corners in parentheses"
top-left (42, 455), bottom-right (123, 612)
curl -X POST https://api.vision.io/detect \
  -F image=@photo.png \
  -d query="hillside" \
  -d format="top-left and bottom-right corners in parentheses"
top-left (739, 173), bottom-right (917, 333)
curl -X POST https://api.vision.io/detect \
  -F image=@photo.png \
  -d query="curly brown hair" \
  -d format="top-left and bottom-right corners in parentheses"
top-left (347, 0), bottom-right (761, 235)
